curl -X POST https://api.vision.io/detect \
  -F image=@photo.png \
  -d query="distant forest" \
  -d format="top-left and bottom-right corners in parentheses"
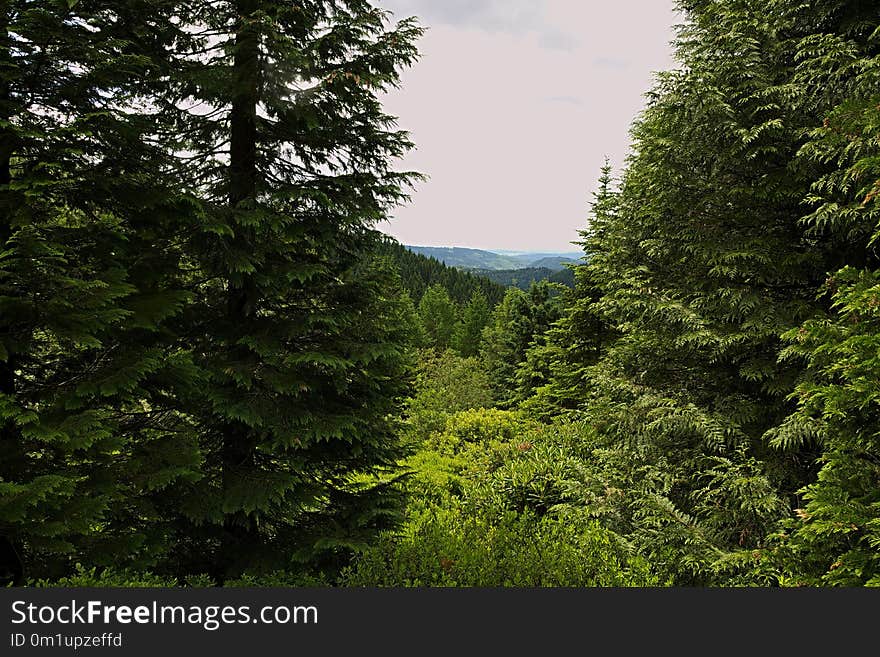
top-left (379, 240), bottom-right (507, 306)
top-left (469, 266), bottom-right (575, 290)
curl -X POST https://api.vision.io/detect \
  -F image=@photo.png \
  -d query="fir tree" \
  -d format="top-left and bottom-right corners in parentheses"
top-left (550, 0), bottom-right (841, 584)
top-left (417, 283), bottom-right (458, 351)
top-left (454, 291), bottom-right (490, 357)
top-left (481, 282), bottom-right (562, 408)
top-left (766, 0), bottom-right (880, 586)
top-left (152, 0), bottom-right (424, 578)
top-left (528, 161), bottom-right (619, 416)
top-left (0, 0), bottom-right (202, 580)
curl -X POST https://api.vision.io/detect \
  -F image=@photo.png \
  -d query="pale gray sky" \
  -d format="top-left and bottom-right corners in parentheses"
top-left (377, 0), bottom-right (680, 252)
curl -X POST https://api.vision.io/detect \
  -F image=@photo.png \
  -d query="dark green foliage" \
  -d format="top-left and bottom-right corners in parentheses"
top-left (379, 239), bottom-right (506, 306)
top-left (1, 0), bottom-right (425, 584)
top-left (469, 267), bottom-right (575, 290)
top-left (481, 282), bottom-right (564, 408)
top-left (527, 164), bottom-right (618, 418)
top-left (765, 3), bottom-right (880, 585)
top-left (534, 0), bottom-right (846, 584)
top-left (0, 0), bottom-right (202, 581)
top-left (417, 284), bottom-right (457, 350)
top-left (149, 0), bottom-right (425, 579)
top-left (454, 291), bottom-right (490, 357)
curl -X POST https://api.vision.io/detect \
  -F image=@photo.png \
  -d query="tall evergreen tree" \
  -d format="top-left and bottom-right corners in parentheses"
top-left (0, 0), bottom-right (202, 581)
top-left (153, 1), bottom-right (423, 578)
top-left (552, 0), bottom-right (844, 584)
top-left (481, 282), bottom-right (563, 408)
top-left (766, 0), bottom-right (880, 586)
top-left (528, 161), bottom-right (619, 416)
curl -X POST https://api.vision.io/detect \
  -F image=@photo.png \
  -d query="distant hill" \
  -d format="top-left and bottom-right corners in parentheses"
top-left (527, 256), bottom-right (580, 271)
top-left (497, 250), bottom-right (583, 266)
top-left (379, 240), bottom-right (507, 306)
top-left (406, 246), bottom-right (584, 272)
top-left (406, 246), bottom-right (524, 270)
top-left (471, 267), bottom-right (575, 290)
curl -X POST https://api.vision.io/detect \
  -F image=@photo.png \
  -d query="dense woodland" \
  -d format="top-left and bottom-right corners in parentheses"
top-left (1, 0), bottom-right (880, 588)
top-left (469, 266), bottom-right (576, 291)
top-left (380, 239), bottom-right (507, 306)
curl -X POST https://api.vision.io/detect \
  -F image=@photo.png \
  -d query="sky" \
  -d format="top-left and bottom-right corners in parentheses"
top-left (375, 0), bottom-right (681, 252)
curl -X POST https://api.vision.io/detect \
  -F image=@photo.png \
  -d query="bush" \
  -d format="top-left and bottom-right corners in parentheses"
top-left (342, 506), bottom-right (658, 587)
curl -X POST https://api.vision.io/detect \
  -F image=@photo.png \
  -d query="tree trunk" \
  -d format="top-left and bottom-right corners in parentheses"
top-left (219, 0), bottom-right (261, 579)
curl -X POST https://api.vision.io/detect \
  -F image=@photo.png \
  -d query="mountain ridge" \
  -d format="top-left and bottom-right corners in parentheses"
top-left (406, 245), bottom-right (583, 272)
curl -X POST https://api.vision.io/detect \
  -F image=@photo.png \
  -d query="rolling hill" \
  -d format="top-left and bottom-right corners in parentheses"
top-left (406, 246), bottom-right (583, 271)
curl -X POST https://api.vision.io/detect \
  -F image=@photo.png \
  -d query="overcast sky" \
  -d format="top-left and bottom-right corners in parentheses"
top-left (376, 0), bottom-right (681, 252)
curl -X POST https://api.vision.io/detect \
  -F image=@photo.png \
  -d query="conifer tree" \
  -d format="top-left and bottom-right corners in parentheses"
top-left (454, 291), bottom-right (490, 357)
top-left (766, 0), bottom-right (880, 586)
top-left (481, 282), bottom-right (562, 408)
top-left (417, 283), bottom-right (458, 351)
top-left (551, 0), bottom-right (843, 584)
top-left (528, 162), bottom-right (619, 416)
top-left (0, 0), bottom-right (202, 580)
top-left (152, 0), bottom-right (423, 578)
top-left (377, 239), bottom-right (506, 307)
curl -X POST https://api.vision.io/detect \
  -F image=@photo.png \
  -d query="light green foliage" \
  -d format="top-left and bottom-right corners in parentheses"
top-left (31, 566), bottom-right (181, 588)
top-left (404, 350), bottom-right (495, 443)
top-left (345, 407), bottom-right (659, 587)
top-left (342, 507), bottom-right (659, 587)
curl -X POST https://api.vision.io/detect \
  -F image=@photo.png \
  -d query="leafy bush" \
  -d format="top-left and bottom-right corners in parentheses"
top-left (342, 505), bottom-right (658, 587)
top-left (404, 349), bottom-right (495, 443)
